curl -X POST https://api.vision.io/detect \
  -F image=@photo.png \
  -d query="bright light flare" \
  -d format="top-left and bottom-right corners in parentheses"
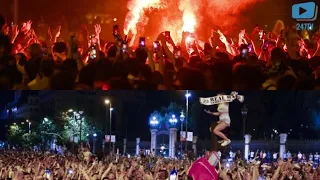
top-left (179, 0), bottom-right (198, 33)
top-left (124, 0), bottom-right (164, 35)
top-left (182, 11), bottom-right (196, 33)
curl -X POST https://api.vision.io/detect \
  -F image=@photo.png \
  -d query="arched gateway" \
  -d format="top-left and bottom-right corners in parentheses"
top-left (149, 112), bottom-right (185, 158)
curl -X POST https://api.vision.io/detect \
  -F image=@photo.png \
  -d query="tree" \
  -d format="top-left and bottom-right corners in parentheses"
top-left (7, 124), bottom-right (25, 147)
top-left (60, 111), bottom-right (96, 143)
top-left (37, 118), bottom-right (57, 148)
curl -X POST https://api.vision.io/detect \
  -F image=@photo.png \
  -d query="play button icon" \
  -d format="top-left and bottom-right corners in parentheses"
top-left (299, 7), bottom-right (307, 16)
top-left (292, 2), bottom-right (318, 21)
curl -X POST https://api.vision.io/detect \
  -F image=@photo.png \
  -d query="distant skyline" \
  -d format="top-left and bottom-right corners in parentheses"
top-left (0, 91), bottom-right (319, 141)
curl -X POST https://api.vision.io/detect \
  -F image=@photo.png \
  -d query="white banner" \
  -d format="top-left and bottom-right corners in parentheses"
top-left (187, 132), bottom-right (193, 142)
top-left (181, 131), bottom-right (193, 142)
top-left (111, 135), bottom-right (116, 143)
top-left (200, 91), bottom-right (244, 105)
top-left (180, 131), bottom-right (186, 141)
top-left (105, 135), bottom-right (116, 143)
top-left (105, 135), bottom-right (110, 142)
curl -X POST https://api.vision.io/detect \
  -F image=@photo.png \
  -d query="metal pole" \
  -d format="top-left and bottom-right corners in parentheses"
top-left (109, 103), bottom-right (112, 154)
top-left (243, 116), bottom-right (246, 156)
top-left (185, 91), bottom-right (189, 152)
top-left (93, 137), bottom-right (96, 154)
top-left (180, 122), bottom-right (183, 156)
top-left (243, 116), bottom-right (246, 137)
top-left (28, 122), bottom-right (31, 134)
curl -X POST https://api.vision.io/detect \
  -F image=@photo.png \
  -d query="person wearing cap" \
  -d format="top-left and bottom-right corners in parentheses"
top-left (187, 151), bottom-right (219, 180)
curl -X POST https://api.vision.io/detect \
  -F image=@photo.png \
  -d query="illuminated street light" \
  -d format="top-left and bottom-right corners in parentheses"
top-left (180, 111), bottom-right (185, 154)
top-left (169, 114), bottom-right (178, 124)
top-left (104, 99), bottom-right (110, 104)
top-left (104, 99), bottom-right (113, 154)
top-left (180, 112), bottom-right (185, 122)
top-left (150, 116), bottom-right (159, 126)
top-left (93, 133), bottom-right (97, 137)
top-left (68, 109), bottom-right (73, 112)
top-left (44, 118), bottom-right (48, 122)
top-left (185, 90), bottom-right (191, 151)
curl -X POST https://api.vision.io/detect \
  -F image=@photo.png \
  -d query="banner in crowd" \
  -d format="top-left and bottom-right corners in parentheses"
top-left (180, 131), bottom-right (186, 141)
top-left (200, 91), bottom-right (244, 105)
top-left (180, 131), bottom-right (193, 142)
top-left (187, 132), bottom-right (193, 142)
top-left (105, 135), bottom-right (116, 143)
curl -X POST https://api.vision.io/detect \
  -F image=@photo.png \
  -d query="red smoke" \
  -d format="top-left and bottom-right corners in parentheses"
top-left (123, 0), bottom-right (265, 43)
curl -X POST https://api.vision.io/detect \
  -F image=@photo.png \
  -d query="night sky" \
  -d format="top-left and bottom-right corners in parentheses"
top-left (0, 91), bottom-right (320, 141)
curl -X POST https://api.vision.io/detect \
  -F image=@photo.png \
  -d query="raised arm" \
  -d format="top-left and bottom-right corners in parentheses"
top-left (204, 109), bottom-right (220, 116)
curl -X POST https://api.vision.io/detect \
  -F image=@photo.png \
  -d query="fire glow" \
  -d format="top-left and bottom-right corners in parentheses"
top-left (123, 0), bottom-right (264, 43)
top-left (124, 0), bottom-right (164, 35)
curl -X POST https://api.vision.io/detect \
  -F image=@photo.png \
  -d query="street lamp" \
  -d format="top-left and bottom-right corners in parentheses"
top-left (44, 118), bottom-right (49, 122)
top-left (150, 116), bottom-right (159, 127)
top-left (180, 112), bottom-right (185, 156)
top-left (169, 114), bottom-right (178, 125)
top-left (241, 104), bottom-right (248, 137)
top-left (185, 90), bottom-right (191, 151)
top-left (26, 119), bottom-right (31, 134)
top-left (93, 133), bottom-right (97, 154)
top-left (105, 99), bottom-right (113, 154)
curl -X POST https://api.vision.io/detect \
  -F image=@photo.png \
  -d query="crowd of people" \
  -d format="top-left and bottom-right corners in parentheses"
top-left (0, 14), bottom-right (320, 90)
top-left (0, 149), bottom-right (320, 180)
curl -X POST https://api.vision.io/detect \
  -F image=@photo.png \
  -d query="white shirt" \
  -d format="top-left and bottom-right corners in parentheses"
top-left (263, 153), bottom-right (266, 158)
top-left (217, 103), bottom-right (230, 121)
top-left (250, 152), bottom-right (254, 158)
top-left (229, 151), bottom-right (233, 158)
top-left (273, 153), bottom-right (277, 159)
top-left (283, 153), bottom-right (287, 158)
top-left (309, 154), bottom-right (313, 161)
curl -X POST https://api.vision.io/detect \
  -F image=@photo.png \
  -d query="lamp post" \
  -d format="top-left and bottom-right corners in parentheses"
top-left (185, 91), bottom-right (191, 151)
top-left (241, 104), bottom-right (248, 137)
top-left (169, 114), bottom-right (178, 125)
top-left (68, 109), bottom-right (84, 144)
top-left (180, 112), bottom-right (185, 156)
top-left (105, 99), bottom-right (113, 154)
top-left (150, 116), bottom-right (159, 127)
top-left (150, 116), bottom-right (159, 153)
top-left (78, 111), bottom-right (84, 143)
top-left (26, 119), bottom-right (31, 134)
top-left (93, 133), bottom-right (97, 154)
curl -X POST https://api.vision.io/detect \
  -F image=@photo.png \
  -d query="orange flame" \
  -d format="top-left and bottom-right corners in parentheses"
top-left (179, 0), bottom-right (198, 33)
top-left (124, 0), bottom-right (164, 35)
top-left (182, 11), bottom-right (196, 33)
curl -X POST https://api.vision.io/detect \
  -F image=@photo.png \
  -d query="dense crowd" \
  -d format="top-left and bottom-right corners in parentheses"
top-left (0, 14), bottom-right (320, 90)
top-left (1, 149), bottom-right (320, 180)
